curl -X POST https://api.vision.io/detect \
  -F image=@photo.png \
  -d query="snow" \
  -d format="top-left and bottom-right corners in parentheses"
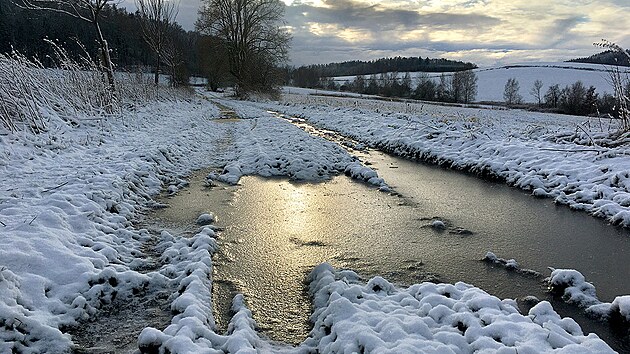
top-left (546, 269), bottom-right (630, 322)
top-left (611, 296), bottom-right (630, 323)
top-left (303, 264), bottom-right (613, 353)
top-left (196, 213), bottom-right (215, 225)
top-left (431, 220), bottom-right (446, 229)
top-left (0, 73), bottom-right (626, 352)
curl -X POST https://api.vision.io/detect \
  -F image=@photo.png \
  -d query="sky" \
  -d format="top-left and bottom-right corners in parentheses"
top-left (122, 0), bottom-right (630, 67)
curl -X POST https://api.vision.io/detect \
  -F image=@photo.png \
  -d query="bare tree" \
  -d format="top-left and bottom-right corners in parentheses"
top-left (196, 0), bottom-right (291, 96)
top-left (454, 70), bottom-right (477, 104)
top-left (544, 84), bottom-right (561, 108)
top-left (136, 0), bottom-right (179, 85)
top-left (597, 40), bottom-right (630, 132)
top-left (15, 0), bottom-right (117, 91)
top-left (530, 79), bottom-right (543, 106)
top-left (504, 77), bottom-right (522, 105)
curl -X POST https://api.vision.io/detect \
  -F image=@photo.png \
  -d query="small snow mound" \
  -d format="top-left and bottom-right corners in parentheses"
top-left (548, 269), bottom-right (599, 307)
top-left (483, 251), bottom-right (498, 262)
top-left (522, 295), bottom-right (541, 305)
top-left (138, 327), bottom-right (168, 352)
top-left (505, 259), bottom-right (518, 269)
top-left (482, 251), bottom-right (535, 274)
top-left (344, 161), bottom-right (390, 190)
top-left (196, 213), bottom-right (215, 225)
top-left (532, 187), bottom-right (548, 197)
top-left (431, 220), bottom-right (446, 229)
top-left (611, 295), bottom-right (630, 323)
top-left (167, 185), bottom-right (179, 195)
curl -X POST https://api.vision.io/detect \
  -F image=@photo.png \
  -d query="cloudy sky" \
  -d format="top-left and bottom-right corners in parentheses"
top-left (125, 0), bottom-right (630, 67)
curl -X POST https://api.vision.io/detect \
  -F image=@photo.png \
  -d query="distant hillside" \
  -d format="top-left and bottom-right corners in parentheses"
top-left (568, 50), bottom-right (630, 67)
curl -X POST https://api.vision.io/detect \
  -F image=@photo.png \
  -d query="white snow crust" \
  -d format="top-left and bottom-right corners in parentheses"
top-left (547, 269), bottom-right (630, 322)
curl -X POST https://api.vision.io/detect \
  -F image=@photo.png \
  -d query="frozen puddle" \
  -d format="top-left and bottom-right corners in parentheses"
top-left (155, 169), bottom-right (630, 350)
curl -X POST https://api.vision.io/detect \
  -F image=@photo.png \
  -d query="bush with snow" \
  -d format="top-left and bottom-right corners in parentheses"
top-left (196, 213), bottom-right (216, 225)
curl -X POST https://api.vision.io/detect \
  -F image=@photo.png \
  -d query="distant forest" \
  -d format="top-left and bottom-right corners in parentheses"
top-left (291, 57), bottom-right (476, 89)
top-left (311, 57), bottom-right (476, 77)
top-left (0, 0), bottom-right (215, 81)
top-left (569, 50), bottom-right (630, 67)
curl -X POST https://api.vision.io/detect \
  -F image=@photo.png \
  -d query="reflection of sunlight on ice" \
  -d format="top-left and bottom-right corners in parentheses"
top-left (284, 184), bottom-right (309, 235)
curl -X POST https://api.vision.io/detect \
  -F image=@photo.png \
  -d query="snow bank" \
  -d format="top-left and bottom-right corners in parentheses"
top-left (137, 263), bottom-right (615, 353)
top-left (257, 94), bottom-right (630, 227)
top-left (0, 97), bottom-right (224, 351)
top-left (302, 264), bottom-right (613, 353)
top-left (207, 97), bottom-right (388, 189)
top-left (547, 269), bottom-right (630, 323)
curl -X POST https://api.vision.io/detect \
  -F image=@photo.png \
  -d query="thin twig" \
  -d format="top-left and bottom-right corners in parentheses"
top-left (28, 215), bottom-right (37, 225)
top-left (540, 148), bottom-right (604, 153)
top-left (42, 181), bottom-right (69, 193)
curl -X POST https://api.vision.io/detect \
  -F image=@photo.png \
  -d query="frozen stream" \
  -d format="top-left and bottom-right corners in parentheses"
top-left (153, 119), bottom-right (630, 352)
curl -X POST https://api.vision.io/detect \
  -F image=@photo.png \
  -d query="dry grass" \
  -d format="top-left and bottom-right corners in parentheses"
top-left (0, 41), bottom-right (193, 133)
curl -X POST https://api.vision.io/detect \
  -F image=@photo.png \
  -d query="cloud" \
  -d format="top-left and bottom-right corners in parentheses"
top-left (282, 0), bottom-right (630, 66)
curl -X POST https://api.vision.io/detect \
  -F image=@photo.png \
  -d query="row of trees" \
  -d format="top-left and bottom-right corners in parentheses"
top-left (504, 77), bottom-right (630, 117)
top-left (1, 0), bottom-right (203, 87)
top-left (297, 57), bottom-right (477, 79)
top-left (313, 70), bottom-right (479, 104)
top-left (291, 58), bottom-right (476, 88)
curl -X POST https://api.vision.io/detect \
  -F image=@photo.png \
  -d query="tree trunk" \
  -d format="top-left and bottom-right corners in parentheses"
top-left (154, 59), bottom-right (160, 86)
top-left (93, 21), bottom-right (116, 92)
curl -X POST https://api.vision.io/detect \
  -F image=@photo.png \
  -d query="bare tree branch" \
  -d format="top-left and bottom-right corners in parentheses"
top-left (135, 0), bottom-right (179, 85)
top-left (13, 0), bottom-right (119, 92)
top-left (196, 0), bottom-right (290, 96)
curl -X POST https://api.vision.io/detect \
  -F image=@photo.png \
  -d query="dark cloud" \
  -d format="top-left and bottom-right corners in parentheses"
top-left (285, 0), bottom-right (500, 32)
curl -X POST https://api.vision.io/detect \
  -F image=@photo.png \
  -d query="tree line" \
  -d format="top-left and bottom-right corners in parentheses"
top-left (504, 77), bottom-right (630, 118)
top-left (569, 50), bottom-right (630, 67)
top-left (291, 57), bottom-right (476, 88)
top-left (308, 70), bottom-right (479, 104)
top-left (0, 0), bottom-right (204, 84)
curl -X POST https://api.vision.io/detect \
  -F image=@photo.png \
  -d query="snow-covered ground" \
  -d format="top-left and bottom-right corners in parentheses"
top-left (1, 82), bottom-right (628, 353)
top-left (331, 62), bottom-right (630, 103)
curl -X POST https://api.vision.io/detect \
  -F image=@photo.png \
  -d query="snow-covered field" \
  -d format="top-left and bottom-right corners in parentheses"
top-left (331, 62), bottom-right (630, 103)
top-left (1, 80), bottom-right (628, 353)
